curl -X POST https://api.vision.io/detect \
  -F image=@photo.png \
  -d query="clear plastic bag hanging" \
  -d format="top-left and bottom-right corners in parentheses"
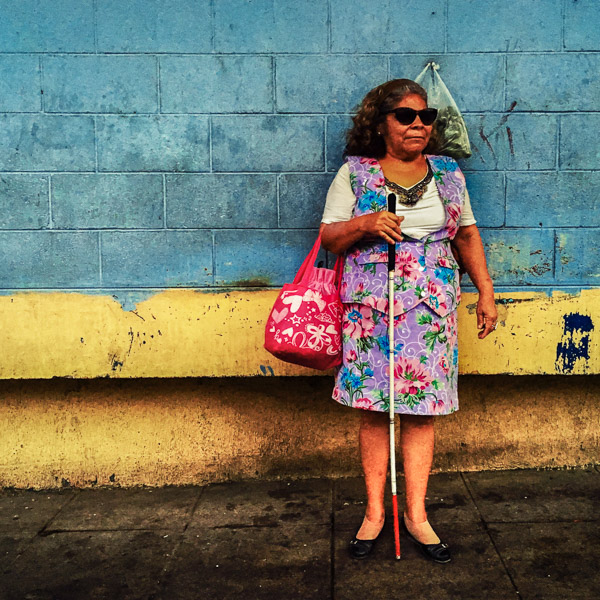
top-left (415, 62), bottom-right (472, 159)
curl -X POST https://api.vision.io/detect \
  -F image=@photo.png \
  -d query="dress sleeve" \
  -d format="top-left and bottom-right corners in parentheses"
top-left (459, 186), bottom-right (477, 227)
top-left (321, 163), bottom-right (357, 224)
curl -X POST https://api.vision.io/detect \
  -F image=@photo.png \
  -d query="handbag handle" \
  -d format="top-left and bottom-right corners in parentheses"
top-left (293, 234), bottom-right (345, 287)
top-left (333, 254), bottom-right (344, 286)
top-left (293, 234), bottom-right (322, 284)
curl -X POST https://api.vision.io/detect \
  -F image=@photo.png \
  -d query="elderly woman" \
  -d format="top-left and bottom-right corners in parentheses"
top-left (320, 79), bottom-right (497, 561)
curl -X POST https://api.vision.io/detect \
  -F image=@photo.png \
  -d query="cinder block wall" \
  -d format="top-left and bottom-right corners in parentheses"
top-left (0, 0), bottom-right (598, 297)
top-left (1, 1), bottom-right (599, 486)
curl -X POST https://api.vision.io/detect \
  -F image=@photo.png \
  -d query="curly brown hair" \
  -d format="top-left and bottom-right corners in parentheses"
top-left (344, 79), bottom-right (429, 158)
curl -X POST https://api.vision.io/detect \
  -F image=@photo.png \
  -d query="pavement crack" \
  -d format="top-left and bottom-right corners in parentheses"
top-left (330, 478), bottom-right (335, 600)
top-left (460, 472), bottom-right (523, 599)
top-left (38, 527), bottom-right (178, 536)
top-left (157, 487), bottom-right (204, 596)
top-left (36, 490), bottom-right (77, 537)
top-left (182, 485), bottom-right (204, 533)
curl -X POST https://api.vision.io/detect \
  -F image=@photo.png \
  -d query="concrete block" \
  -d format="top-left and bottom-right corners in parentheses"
top-left (0, 175), bottom-right (49, 229)
top-left (463, 172), bottom-right (504, 227)
top-left (465, 469), bottom-right (600, 522)
top-left (97, 0), bottom-right (211, 52)
top-left (565, 0), bottom-right (600, 50)
top-left (390, 54), bottom-right (505, 112)
top-left (52, 175), bottom-right (163, 229)
top-left (326, 116), bottom-right (352, 172)
top-left (2, 530), bottom-right (172, 599)
top-left (560, 114), bottom-right (600, 170)
top-left (279, 174), bottom-right (335, 228)
top-left (214, 229), bottom-right (322, 286)
top-left (331, 0), bottom-right (444, 53)
top-left (479, 229), bottom-right (554, 285)
top-left (460, 114), bottom-right (557, 171)
top-left (52, 487), bottom-right (201, 530)
top-left (0, 115), bottom-right (95, 172)
top-left (97, 116), bottom-right (210, 172)
top-left (166, 526), bottom-right (329, 599)
top-left (44, 56), bottom-right (157, 114)
top-left (556, 230), bottom-right (600, 283)
top-left (448, 0), bottom-right (561, 51)
top-left (0, 56), bottom-right (41, 112)
top-left (166, 174), bottom-right (277, 228)
top-left (0, 231), bottom-right (99, 287)
top-left (506, 54), bottom-right (600, 111)
top-left (276, 56), bottom-right (387, 113)
top-left (212, 116), bottom-right (324, 172)
top-left (101, 231), bottom-right (213, 287)
top-left (507, 172), bottom-right (600, 228)
top-left (214, 0), bottom-right (327, 53)
top-left (160, 56), bottom-right (272, 114)
top-left (0, 0), bottom-right (94, 52)
top-left (189, 479), bottom-right (332, 527)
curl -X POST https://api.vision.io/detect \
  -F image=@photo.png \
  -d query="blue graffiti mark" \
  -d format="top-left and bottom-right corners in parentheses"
top-left (555, 313), bottom-right (594, 374)
top-left (259, 365), bottom-right (274, 376)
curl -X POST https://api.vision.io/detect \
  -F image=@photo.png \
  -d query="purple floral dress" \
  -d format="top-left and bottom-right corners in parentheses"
top-left (332, 155), bottom-right (466, 416)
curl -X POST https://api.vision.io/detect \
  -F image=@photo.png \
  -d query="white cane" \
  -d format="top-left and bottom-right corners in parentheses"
top-left (387, 192), bottom-right (401, 560)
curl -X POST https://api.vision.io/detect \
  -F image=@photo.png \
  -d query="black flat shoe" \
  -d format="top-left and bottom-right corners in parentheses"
top-left (401, 518), bottom-right (451, 564)
top-left (348, 520), bottom-right (385, 559)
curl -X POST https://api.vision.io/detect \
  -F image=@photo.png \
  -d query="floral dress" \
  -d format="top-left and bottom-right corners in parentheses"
top-left (332, 155), bottom-right (465, 416)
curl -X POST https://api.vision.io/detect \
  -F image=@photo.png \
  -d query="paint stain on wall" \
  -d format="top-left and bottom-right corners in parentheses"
top-left (556, 313), bottom-right (594, 373)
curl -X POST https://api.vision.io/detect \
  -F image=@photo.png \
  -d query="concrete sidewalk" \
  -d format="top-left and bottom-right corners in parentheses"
top-left (1, 467), bottom-right (599, 600)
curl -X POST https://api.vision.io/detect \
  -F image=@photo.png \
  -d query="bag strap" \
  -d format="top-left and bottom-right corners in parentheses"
top-left (293, 234), bottom-right (323, 284)
top-left (333, 254), bottom-right (344, 287)
top-left (292, 234), bottom-right (346, 288)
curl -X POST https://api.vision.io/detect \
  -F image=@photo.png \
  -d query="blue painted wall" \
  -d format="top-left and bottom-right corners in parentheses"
top-left (0, 0), bottom-right (598, 298)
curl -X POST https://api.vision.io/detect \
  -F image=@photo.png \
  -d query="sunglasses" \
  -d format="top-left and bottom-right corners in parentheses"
top-left (383, 107), bottom-right (438, 126)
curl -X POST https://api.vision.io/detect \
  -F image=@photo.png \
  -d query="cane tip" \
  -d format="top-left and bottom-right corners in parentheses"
top-left (395, 554), bottom-right (401, 560)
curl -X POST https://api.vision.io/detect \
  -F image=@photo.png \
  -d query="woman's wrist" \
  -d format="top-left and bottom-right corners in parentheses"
top-left (477, 280), bottom-right (495, 298)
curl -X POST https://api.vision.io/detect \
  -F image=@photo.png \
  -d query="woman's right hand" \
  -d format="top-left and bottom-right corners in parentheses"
top-left (359, 211), bottom-right (404, 245)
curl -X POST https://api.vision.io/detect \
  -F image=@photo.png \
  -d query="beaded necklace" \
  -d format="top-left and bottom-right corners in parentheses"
top-left (384, 162), bottom-right (433, 206)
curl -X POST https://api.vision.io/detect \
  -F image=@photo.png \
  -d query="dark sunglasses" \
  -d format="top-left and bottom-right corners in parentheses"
top-left (383, 107), bottom-right (438, 126)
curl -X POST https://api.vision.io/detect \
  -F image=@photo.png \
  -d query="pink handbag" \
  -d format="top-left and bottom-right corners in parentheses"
top-left (264, 234), bottom-right (344, 370)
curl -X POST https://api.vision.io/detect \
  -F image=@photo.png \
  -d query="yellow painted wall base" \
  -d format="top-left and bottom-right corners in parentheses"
top-left (0, 289), bottom-right (598, 378)
top-left (0, 376), bottom-right (597, 489)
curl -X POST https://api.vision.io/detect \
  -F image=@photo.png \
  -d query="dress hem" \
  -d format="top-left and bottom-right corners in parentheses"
top-left (331, 395), bottom-right (459, 417)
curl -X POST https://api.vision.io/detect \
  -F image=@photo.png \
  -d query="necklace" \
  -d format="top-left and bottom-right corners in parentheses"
top-left (384, 162), bottom-right (433, 206)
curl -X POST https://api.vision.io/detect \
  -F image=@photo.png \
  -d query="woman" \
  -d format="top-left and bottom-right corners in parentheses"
top-left (320, 79), bottom-right (497, 562)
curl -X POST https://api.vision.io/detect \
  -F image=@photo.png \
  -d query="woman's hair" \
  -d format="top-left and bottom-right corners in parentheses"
top-left (344, 79), bottom-right (428, 158)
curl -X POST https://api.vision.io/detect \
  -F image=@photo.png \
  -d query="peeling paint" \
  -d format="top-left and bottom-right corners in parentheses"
top-left (0, 289), bottom-right (598, 377)
top-left (228, 277), bottom-right (272, 287)
top-left (556, 313), bottom-right (594, 374)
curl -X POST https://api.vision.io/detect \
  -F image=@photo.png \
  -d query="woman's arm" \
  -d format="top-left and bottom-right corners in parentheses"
top-left (320, 213), bottom-right (404, 255)
top-left (451, 224), bottom-right (498, 339)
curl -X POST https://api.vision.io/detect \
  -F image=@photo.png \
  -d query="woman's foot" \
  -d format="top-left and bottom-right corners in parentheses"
top-left (402, 511), bottom-right (451, 563)
top-left (356, 514), bottom-right (385, 540)
top-left (348, 514), bottom-right (385, 559)
top-left (403, 511), bottom-right (440, 544)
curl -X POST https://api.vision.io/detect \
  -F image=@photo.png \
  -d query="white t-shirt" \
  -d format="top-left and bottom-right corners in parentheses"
top-left (321, 162), bottom-right (477, 240)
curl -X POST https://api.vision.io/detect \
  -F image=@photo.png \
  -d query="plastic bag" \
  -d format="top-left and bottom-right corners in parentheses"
top-left (415, 62), bottom-right (472, 159)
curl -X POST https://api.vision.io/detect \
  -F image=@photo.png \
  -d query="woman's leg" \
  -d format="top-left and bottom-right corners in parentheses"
top-left (401, 414), bottom-right (441, 543)
top-left (356, 410), bottom-right (389, 538)
top-left (401, 414), bottom-right (434, 522)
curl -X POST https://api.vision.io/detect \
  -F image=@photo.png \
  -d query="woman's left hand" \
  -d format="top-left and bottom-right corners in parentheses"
top-left (476, 294), bottom-right (498, 339)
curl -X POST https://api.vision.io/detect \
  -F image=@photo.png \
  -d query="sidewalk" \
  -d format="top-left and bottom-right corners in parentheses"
top-left (1, 467), bottom-right (598, 600)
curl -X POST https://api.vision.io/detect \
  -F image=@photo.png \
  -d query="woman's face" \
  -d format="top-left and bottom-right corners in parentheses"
top-left (380, 93), bottom-right (433, 159)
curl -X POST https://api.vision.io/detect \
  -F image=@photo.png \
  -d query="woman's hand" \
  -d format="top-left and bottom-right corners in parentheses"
top-left (359, 211), bottom-right (404, 245)
top-left (451, 225), bottom-right (497, 339)
top-left (476, 293), bottom-right (498, 339)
